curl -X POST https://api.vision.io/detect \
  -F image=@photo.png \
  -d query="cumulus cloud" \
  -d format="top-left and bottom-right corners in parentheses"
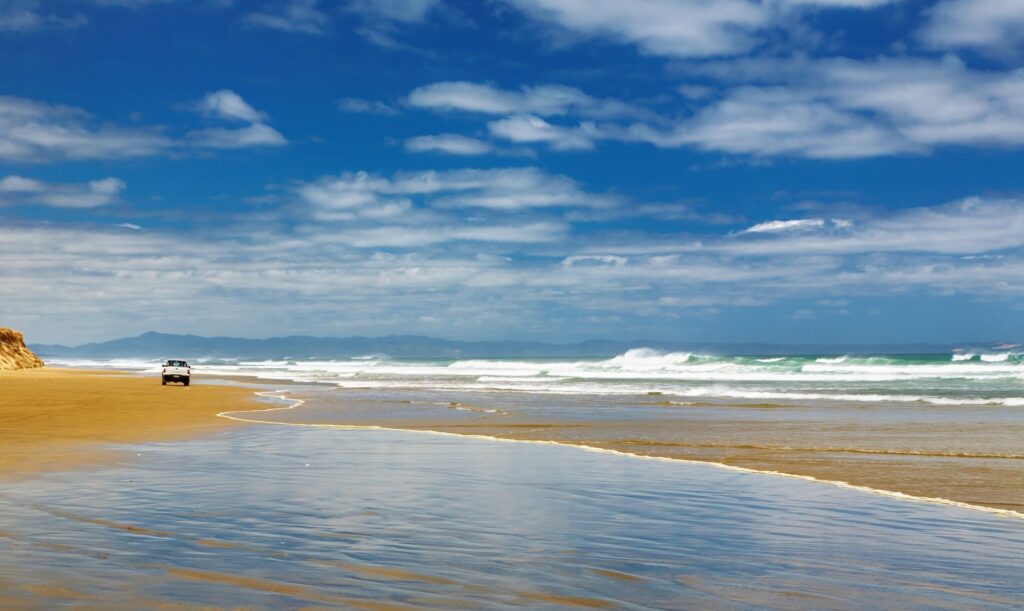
top-left (631, 86), bottom-right (913, 158)
top-left (0, 96), bottom-right (173, 162)
top-left (297, 167), bottom-right (613, 215)
top-left (188, 123), bottom-right (288, 149)
top-left (7, 193), bottom-right (1024, 344)
top-left (407, 81), bottom-right (653, 119)
top-left (194, 90), bottom-right (268, 123)
top-left (188, 90), bottom-right (287, 149)
top-left (672, 56), bottom-right (1024, 156)
top-left (0, 92), bottom-right (287, 162)
top-left (0, 175), bottom-right (126, 207)
top-left (919, 0), bottom-right (1024, 52)
top-left (430, 56), bottom-right (1024, 159)
top-left (405, 134), bottom-right (494, 155)
top-left (487, 115), bottom-right (599, 150)
top-left (501, 0), bottom-right (896, 59)
top-left (503, 0), bottom-right (767, 58)
top-left (719, 197), bottom-right (1024, 256)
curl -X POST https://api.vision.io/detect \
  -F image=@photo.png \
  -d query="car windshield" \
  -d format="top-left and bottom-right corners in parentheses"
top-left (165, 360), bottom-right (188, 367)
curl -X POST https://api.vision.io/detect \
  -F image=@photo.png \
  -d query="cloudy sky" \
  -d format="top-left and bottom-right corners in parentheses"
top-left (2, 0), bottom-right (1024, 345)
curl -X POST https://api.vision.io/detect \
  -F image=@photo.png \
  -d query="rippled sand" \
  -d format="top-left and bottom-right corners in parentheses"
top-left (251, 386), bottom-right (1024, 513)
top-left (1, 426), bottom-right (1022, 608)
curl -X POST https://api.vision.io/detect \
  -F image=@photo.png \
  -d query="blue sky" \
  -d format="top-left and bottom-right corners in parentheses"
top-left (2, 0), bottom-right (1024, 345)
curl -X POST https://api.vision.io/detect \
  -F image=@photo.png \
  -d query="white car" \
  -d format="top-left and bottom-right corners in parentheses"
top-left (162, 359), bottom-right (191, 386)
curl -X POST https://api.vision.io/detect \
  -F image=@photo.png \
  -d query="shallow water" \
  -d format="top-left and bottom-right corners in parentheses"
top-left (1, 423), bottom-right (1022, 608)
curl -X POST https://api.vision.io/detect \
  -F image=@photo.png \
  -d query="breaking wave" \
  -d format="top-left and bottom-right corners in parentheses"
top-left (45, 347), bottom-right (1024, 407)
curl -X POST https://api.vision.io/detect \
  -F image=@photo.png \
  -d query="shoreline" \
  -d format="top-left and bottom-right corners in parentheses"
top-left (4, 367), bottom-right (1020, 519)
top-left (220, 391), bottom-right (1024, 521)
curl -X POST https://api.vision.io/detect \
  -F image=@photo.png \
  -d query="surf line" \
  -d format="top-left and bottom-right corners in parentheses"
top-left (219, 391), bottom-right (1024, 522)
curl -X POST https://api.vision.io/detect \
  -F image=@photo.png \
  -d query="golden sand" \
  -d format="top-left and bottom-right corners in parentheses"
top-left (0, 367), bottom-right (256, 478)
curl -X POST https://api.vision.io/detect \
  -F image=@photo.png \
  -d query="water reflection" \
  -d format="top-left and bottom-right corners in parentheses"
top-left (1, 426), bottom-right (1021, 608)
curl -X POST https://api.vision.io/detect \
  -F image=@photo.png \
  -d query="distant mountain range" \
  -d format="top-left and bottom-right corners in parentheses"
top-left (30, 331), bottom-right (989, 359)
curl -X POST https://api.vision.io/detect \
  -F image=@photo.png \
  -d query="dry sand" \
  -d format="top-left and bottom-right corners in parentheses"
top-left (0, 368), bottom-right (256, 478)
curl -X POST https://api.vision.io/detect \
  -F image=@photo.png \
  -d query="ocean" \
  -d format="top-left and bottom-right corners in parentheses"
top-left (47, 348), bottom-right (1024, 407)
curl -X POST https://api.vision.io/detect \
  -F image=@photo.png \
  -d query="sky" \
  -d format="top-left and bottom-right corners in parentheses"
top-left (2, 0), bottom-right (1024, 345)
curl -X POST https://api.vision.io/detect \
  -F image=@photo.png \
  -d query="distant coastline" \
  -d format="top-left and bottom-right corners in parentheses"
top-left (31, 330), bottom-right (1018, 360)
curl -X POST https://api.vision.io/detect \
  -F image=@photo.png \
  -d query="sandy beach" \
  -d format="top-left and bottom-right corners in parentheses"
top-left (0, 368), bottom-right (256, 479)
top-left (4, 367), bottom-right (1020, 514)
top-left (1, 367), bottom-right (1022, 607)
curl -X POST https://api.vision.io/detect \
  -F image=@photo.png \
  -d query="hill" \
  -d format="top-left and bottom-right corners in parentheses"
top-left (30, 331), bottom-right (973, 360)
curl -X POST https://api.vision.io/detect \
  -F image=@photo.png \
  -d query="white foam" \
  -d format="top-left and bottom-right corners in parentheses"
top-left (816, 356), bottom-right (848, 364)
top-left (981, 353), bottom-right (1010, 362)
top-left (48, 348), bottom-right (1024, 405)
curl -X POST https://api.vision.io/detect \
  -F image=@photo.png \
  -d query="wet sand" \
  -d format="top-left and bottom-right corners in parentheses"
top-left (0, 368), bottom-right (256, 478)
top-left (2, 425), bottom-right (1021, 608)
top-left (258, 389), bottom-right (1024, 514)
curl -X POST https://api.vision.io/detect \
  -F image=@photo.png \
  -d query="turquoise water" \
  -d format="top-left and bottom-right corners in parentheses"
top-left (1, 424), bottom-right (1022, 608)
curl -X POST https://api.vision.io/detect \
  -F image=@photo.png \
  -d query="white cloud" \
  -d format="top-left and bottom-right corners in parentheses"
top-left (504, 0), bottom-right (768, 58)
top-left (487, 115), bottom-right (598, 150)
top-left (633, 86), bottom-right (913, 158)
top-left (409, 55), bottom-right (1024, 159)
top-left (720, 197), bottom-right (1024, 256)
top-left (7, 193), bottom-right (1024, 344)
top-left (919, 0), bottom-right (1024, 52)
top-left (405, 134), bottom-right (494, 155)
top-left (195, 90), bottom-right (268, 123)
top-left (743, 218), bottom-right (826, 233)
top-left (244, 0), bottom-right (329, 34)
top-left (634, 55), bottom-right (1024, 158)
top-left (500, 0), bottom-right (904, 59)
top-left (188, 123), bottom-right (288, 149)
top-left (776, 0), bottom-right (896, 6)
top-left (0, 175), bottom-right (125, 208)
top-left (407, 81), bottom-right (652, 119)
top-left (402, 55), bottom-right (1024, 161)
top-left (0, 95), bottom-right (172, 162)
top-left (0, 92), bottom-right (286, 162)
top-left (332, 221), bottom-right (567, 247)
top-left (188, 90), bottom-right (287, 149)
top-left (297, 167), bottom-right (613, 215)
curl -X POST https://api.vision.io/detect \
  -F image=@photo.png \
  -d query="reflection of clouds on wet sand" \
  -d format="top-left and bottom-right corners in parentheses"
top-left (0, 426), bottom-right (1022, 608)
top-left (259, 386), bottom-right (1024, 513)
